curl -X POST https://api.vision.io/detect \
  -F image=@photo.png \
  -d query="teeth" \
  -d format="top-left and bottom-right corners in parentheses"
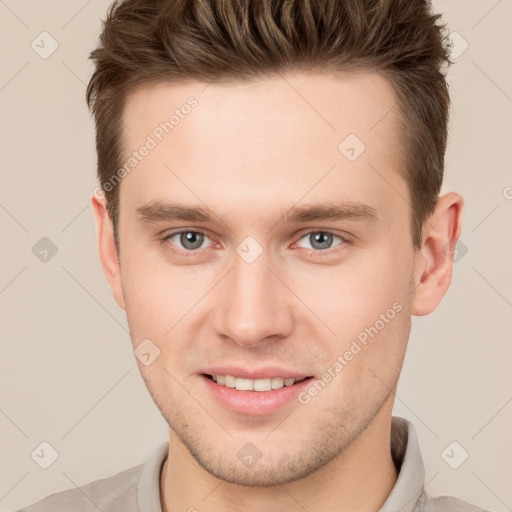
top-left (210, 374), bottom-right (306, 391)
top-left (224, 375), bottom-right (236, 388)
top-left (271, 377), bottom-right (285, 389)
top-left (235, 378), bottom-right (253, 391)
top-left (256, 378), bottom-right (273, 391)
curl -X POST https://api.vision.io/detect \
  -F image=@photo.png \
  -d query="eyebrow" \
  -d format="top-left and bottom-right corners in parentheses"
top-left (135, 199), bottom-right (379, 227)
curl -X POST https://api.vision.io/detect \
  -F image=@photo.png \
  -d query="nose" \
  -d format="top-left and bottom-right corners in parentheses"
top-left (212, 246), bottom-right (295, 348)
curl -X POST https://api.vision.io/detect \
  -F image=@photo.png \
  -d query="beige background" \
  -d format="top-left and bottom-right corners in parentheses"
top-left (1, 1), bottom-right (511, 510)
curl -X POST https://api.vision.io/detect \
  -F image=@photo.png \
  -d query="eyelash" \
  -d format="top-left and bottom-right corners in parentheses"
top-left (160, 229), bottom-right (351, 257)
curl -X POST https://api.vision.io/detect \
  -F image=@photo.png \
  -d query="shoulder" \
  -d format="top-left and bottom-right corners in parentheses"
top-left (419, 492), bottom-right (493, 512)
top-left (13, 463), bottom-right (142, 512)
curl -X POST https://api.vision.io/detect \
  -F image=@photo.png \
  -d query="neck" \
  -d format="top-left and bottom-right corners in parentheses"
top-left (160, 406), bottom-right (398, 512)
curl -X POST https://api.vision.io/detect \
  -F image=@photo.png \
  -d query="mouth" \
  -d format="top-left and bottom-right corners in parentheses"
top-left (198, 365), bottom-right (317, 415)
top-left (202, 373), bottom-right (314, 392)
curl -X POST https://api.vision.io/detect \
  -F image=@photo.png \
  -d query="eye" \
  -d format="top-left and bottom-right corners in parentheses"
top-left (295, 231), bottom-right (346, 251)
top-left (161, 229), bottom-right (348, 255)
top-left (163, 230), bottom-right (212, 251)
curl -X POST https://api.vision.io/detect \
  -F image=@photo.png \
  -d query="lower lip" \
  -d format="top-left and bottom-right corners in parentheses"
top-left (200, 374), bottom-right (314, 416)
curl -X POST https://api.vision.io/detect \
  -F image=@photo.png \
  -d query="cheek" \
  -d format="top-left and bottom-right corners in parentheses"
top-left (294, 248), bottom-right (409, 333)
top-left (300, 248), bottom-right (412, 384)
top-left (339, 262), bottom-right (411, 389)
top-left (121, 260), bottom-right (176, 340)
top-left (121, 252), bottom-right (215, 343)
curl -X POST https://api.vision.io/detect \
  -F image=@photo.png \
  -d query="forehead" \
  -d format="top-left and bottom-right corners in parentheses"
top-left (122, 70), bottom-right (400, 149)
top-left (119, 70), bottom-right (407, 226)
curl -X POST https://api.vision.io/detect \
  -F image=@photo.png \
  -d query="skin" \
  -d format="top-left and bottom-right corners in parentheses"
top-left (92, 70), bottom-right (463, 512)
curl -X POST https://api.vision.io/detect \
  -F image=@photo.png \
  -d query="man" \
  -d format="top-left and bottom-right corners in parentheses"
top-left (16, 0), bottom-right (490, 511)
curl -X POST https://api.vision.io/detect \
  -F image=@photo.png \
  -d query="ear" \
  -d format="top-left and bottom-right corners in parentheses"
top-left (411, 191), bottom-right (464, 316)
top-left (91, 192), bottom-right (126, 311)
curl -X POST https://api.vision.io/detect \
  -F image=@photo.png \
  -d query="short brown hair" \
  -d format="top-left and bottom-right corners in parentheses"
top-left (86, 0), bottom-right (453, 254)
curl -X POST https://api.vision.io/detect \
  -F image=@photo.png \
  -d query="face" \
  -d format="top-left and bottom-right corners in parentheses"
top-left (97, 71), bottom-right (424, 486)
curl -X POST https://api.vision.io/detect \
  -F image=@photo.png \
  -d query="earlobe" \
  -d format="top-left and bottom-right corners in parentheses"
top-left (411, 192), bottom-right (464, 317)
top-left (91, 193), bottom-right (126, 311)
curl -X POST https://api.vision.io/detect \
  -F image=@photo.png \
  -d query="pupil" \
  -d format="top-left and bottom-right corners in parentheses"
top-left (178, 232), bottom-right (332, 251)
top-left (182, 231), bottom-right (203, 249)
top-left (312, 232), bottom-right (332, 250)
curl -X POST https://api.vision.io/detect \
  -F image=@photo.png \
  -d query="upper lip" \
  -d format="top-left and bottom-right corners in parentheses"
top-left (201, 366), bottom-right (313, 380)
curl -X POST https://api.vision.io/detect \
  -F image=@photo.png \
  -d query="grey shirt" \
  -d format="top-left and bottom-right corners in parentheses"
top-left (14, 416), bottom-right (490, 511)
